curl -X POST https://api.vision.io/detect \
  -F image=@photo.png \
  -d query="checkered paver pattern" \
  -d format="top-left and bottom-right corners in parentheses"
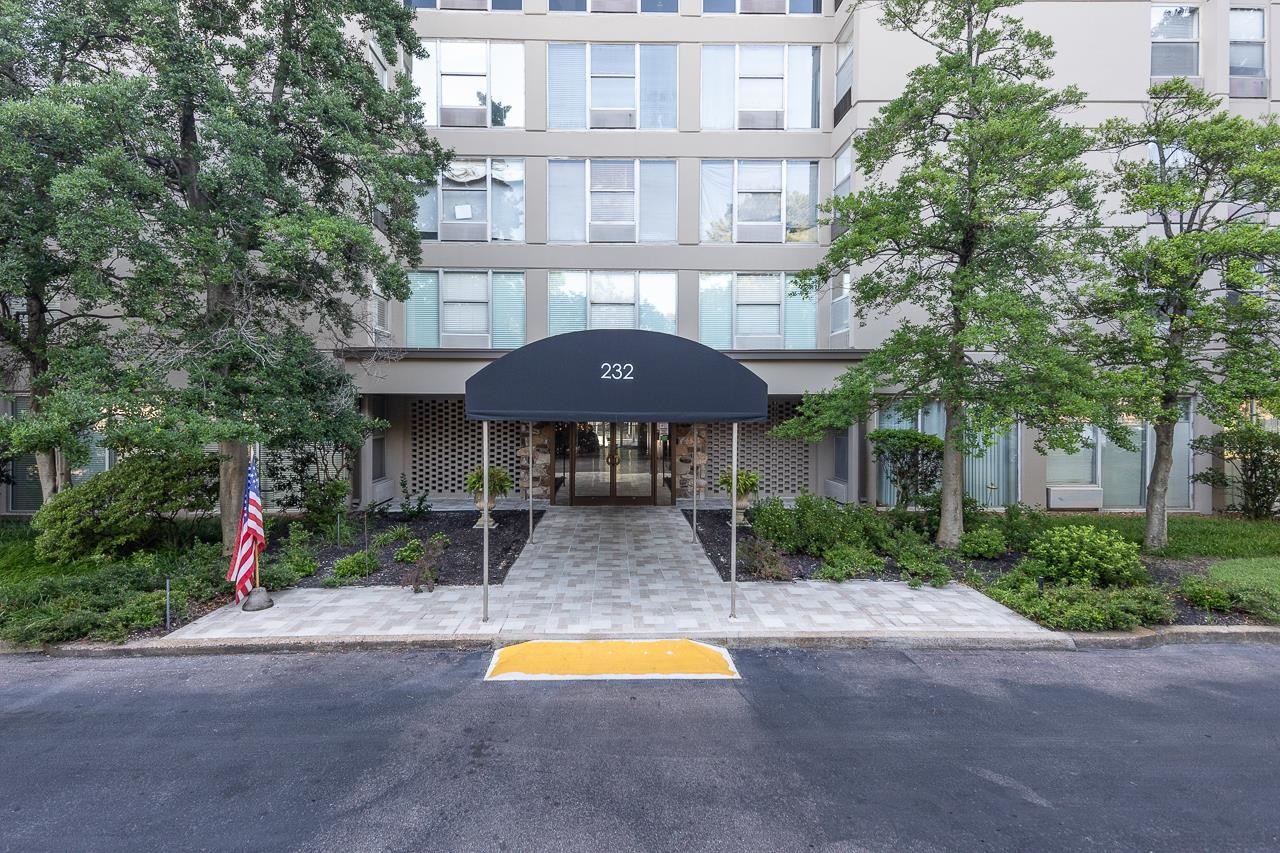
top-left (164, 507), bottom-right (1050, 643)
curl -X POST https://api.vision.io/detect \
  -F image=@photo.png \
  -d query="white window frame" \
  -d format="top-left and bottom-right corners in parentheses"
top-left (701, 159), bottom-right (819, 244)
top-left (548, 43), bottom-right (678, 130)
top-left (417, 158), bottom-right (524, 243)
top-left (1151, 5), bottom-right (1201, 77)
top-left (701, 44), bottom-right (819, 130)
top-left (1230, 7), bottom-right (1267, 78)
top-left (422, 40), bottom-right (523, 128)
top-left (548, 159), bottom-right (677, 244)
top-left (702, 0), bottom-right (820, 14)
top-left (550, 270), bottom-right (679, 332)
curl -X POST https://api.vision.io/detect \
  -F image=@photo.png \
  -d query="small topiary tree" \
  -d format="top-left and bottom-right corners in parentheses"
top-left (867, 428), bottom-right (945, 508)
top-left (1190, 424), bottom-right (1280, 520)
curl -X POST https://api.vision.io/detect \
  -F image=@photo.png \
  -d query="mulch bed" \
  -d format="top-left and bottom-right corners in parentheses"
top-left (684, 508), bottom-right (1259, 625)
top-left (296, 510), bottom-right (543, 588)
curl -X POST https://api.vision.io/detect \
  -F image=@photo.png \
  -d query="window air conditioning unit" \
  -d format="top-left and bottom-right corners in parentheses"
top-left (440, 221), bottom-right (490, 242)
top-left (589, 109), bottom-right (637, 129)
top-left (1046, 486), bottom-right (1104, 511)
top-left (738, 110), bottom-right (784, 130)
top-left (440, 0), bottom-right (487, 8)
top-left (589, 223), bottom-right (637, 242)
top-left (441, 107), bottom-right (488, 127)
top-left (736, 222), bottom-right (783, 243)
top-left (740, 0), bottom-right (786, 12)
top-left (592, 0), bottom-right (638, 11)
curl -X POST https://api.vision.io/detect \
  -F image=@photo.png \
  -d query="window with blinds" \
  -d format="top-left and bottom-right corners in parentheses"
top-left (1151, 6), bottom-right (1199, 77)
top-left (875, 404), bottom-right (1018, 508)
top-left (1230, 8), bottom-right (1266, 77)
top-left (701, 44), bottom-right (819, 130)
top-left (546, 271), bottom-right (677, 334)
top-left (548, 159), bottom-right (676, 243)
top-left (700, 160), bottom-right (818, 244)
top-left (697, 272), bottom-right (817, 349)
top-left (404, 270), bottom-right (525, 349)
top-left (416, 41), bottom-right (524, 127)
top-left (547, 43), bottom-right (677, 130)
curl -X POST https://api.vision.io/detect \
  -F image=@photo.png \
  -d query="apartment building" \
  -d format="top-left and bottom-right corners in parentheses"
top-left (6, 1), bottom-right (1273, 514)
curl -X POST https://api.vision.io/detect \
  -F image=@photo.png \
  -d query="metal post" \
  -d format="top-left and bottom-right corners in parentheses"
top-left (528, 421), bottom-right (534, 541)
top-left (691, 424), bottom-right (698, 542)
top-left (730, 422), bottom-right (738, 619)
top-left (165, 578), bottom-right (171, 630)
top-left (482, 421), bottom-right (490, 623)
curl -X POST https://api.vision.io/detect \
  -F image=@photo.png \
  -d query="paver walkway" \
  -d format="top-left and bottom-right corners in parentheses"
top-left (162, 507), bottom-right (1058, 647)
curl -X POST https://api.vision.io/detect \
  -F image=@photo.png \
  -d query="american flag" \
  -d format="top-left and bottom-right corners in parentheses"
top-left (226, 454), bottom-right (265, 603)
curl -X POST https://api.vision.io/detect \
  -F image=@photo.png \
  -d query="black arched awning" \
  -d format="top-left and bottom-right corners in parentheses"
top-left (465, 330), bottom-right (768, 423)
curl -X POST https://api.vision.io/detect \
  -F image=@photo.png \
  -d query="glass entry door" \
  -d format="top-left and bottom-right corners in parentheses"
top-left (570, 422), bottom-right (657, 505)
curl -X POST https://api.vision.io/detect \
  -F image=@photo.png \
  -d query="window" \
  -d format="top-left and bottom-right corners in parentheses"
top-left (367, 40), bottom-right (391, 89)
top-left (700, 160), bottom-right (818, 243)
top-left (697, 272), bottom-right (817, 349)
top-left (414, 41), bottom-right (524, 127)
top-left (876, 404), bottom-right (1018, 508)
top-left (1046, 427), bottom-right (1099, 486)
top-left (702, 0), bottom-right (818, 13)
top-left (414, 159), bottom-right (524, 242)
top-left (547, 271), bottom-right (677, 335)
top-left (547, 43), bottom-right (676, 129)
top-left (368, 396), bottom-right (388, 482)
top-left (405, 270), bottom-right (526, 348)
top-left (701, 44), bottom-right (819, 130)
top-left (831, 272), bottom-right (850, 334)
top-left (1046, 409), bottom-right (1195, 509)
top-left (832, 430), bottom-right (849, 484)
top-left (547, 160), bottom-right (676, 243)
top-left (834, 41), bottom-right (853, 125)
top-left (1151, 6), bottom-right (1199, 77)
top-left (1230, 8), bottom-right (1266, 77)
top-left (370, 292), bottom-right (390, 344)
top-left (550, 0), bottom-right (676, 10)
top-left (432, 0), bottom-right (521, 10)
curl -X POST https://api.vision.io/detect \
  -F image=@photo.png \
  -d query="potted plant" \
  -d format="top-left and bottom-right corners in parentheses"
top-left (718, 469), bottom-right (760, 526)
top-left (464, 466), bottom-right (513, 528)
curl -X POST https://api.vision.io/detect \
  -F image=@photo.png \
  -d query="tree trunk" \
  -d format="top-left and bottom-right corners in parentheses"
top-left (1143, 418), bottom-right (1177, 552)
top-left (55, 449), bottom-right (71, 491)
top-left (937, 400), bottom-right (966, 548)
top-left (34, 450), bottom-right (58, 504)
top-left (219, 440), bottom-right (249, 555)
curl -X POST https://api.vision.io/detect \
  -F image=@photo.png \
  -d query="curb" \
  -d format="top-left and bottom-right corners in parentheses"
top-left (1070, 624), bottom-right (1280, 649)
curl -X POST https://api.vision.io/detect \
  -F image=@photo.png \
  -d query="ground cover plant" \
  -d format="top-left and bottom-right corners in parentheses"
top-left (1040, 514), bottom-right (1280, 559)
top-left (1176, 558), bottom-right (1280, 624)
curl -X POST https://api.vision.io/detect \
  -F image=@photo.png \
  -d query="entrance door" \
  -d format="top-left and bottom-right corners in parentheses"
top-left (570, 422), bottom-right (657, 505)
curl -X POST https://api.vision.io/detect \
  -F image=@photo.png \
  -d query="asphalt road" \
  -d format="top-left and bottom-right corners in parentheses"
top-left (2, 646), bottom-right (1278, 853)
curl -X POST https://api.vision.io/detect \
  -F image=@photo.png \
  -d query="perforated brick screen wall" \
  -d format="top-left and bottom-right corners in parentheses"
top-left (703, 398), bottom-right (813, 497)
top-left (409, 397), bottom-right (524, 497)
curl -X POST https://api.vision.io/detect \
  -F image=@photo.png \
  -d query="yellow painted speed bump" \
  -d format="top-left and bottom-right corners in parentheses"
top-left (484, 639), bottom-right (739, 681)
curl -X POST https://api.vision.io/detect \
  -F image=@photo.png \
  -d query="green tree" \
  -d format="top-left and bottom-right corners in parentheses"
top-left (0, 1), bottom-right (162, 500)
top-left (774, 0), bottom-right (1113, 546)
top-left (44, 0), bottom-right (449, 549)
top-left (1084, 80), bottom-right (1280, 550)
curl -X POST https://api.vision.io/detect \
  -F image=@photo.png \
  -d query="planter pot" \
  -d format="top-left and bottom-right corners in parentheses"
top-left (473, 494), bottom-right (498, 528)
top-left (733, 493), bottom-right (755, 526)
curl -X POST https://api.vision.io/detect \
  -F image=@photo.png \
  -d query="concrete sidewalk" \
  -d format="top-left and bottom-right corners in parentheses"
top-left (151, 507), bottom-right (1067, 651)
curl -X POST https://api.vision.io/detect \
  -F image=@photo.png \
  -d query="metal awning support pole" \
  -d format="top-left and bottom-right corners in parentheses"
top-left (528, 422), bottom-right (534, 541)
top-left (730, 422), bottom-right (738, 619)
top-left (482, 421), bottom-right (490, 623)
top-left (691, 424), bottom-right (698, 542)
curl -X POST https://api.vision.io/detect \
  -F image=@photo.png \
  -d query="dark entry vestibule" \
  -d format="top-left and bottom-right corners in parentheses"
top-left (554, 421), bottom-right (674, 506)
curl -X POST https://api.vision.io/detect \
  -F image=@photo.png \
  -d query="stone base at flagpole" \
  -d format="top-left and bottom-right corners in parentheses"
top-left (241, 586), bottom-right (274, 611)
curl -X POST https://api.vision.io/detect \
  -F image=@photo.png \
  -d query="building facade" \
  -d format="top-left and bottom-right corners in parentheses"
top-left (6, 1), bottom-right (1275, 513)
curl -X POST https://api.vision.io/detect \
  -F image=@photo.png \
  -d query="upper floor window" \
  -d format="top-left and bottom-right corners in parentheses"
top-left (834, 40), bottom-right (853, 124)
top-left (1230, 8), bottom-right (1266, 77)
top-left (1151, 6), bottom-right (1199, 77)
top-left (698, 272), bottom-right (817, 349)
top-left (367, 39), bottom-right (392, 89)
top-left (702, 44), bottom-right (819, 130)
top-left (410, 0), bottom-right (522, 10)
top-left (414, 41), bottom-right (524, 128)
top-left (703, 0), bottom-right (819, 13)
top-left (700, 159), bottom-right (818, 243)
top-left (548, 159), bottom-right (677, 243)
top-left (406, 270), bottom-right (526, 349)
top-left (548, 43), bottom-right (677, 129)
top-left (414, 159), bottom-right (525, 242)
top-left (551, 0), bottom-right (677, 11)
top-left (548, 271), bottom-right (678, 335)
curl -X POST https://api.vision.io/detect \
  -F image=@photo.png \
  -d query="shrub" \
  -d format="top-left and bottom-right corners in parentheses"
top-left (748, 497), bottom-right (798, 553)
top-left (404, 534), bottom-right (449, 593)
top-left (258, 524), bottom-right (318, 590)
top-left (917, 491), bottom-right (992, 541)
top-left (740, 537), bottom-right (790, 581)
top-left (816, 543), bottom-right (885, 581)
top-left (399, 473), bottom-right (432, 520)
top-left (1179, 575), bottom-right (1280, 623)
top-left (372, 524), bottom-right (412, 548)
top-left (394, 539), bottom-right (426, 564)
top-left (1190, 425), bottom-right (1280, 520)
top-left (464, 466), bottom-right (513, 500)
top-left (31, 451), bottom-right (219, 564)
top-left (429, 532), bottom-right (451, 548)
top-left (1027, 525), bottom-right (1148, 588)
top-left (958, 526), bottom-right (1008, 559)
top-left (1001, 502), bottom-right (1048, 552)
top-left (302, 479), bottom-right (352, 534)
top-left (332, 549), bottom-right (380, 582)
top-left (887, 530), bottom-right (952, 588)
top-left (987, 570), bottom-right (1175, 631)
top-left (717, 469), bottom-right (760, 498)
top-left (867, 428), bottom-right (944, 508)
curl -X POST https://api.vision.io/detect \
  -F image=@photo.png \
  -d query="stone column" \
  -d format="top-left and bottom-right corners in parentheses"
top-left (516, 423), bottom-right (555, 501)
top-left (672, 424), bottom-right (709, 499)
